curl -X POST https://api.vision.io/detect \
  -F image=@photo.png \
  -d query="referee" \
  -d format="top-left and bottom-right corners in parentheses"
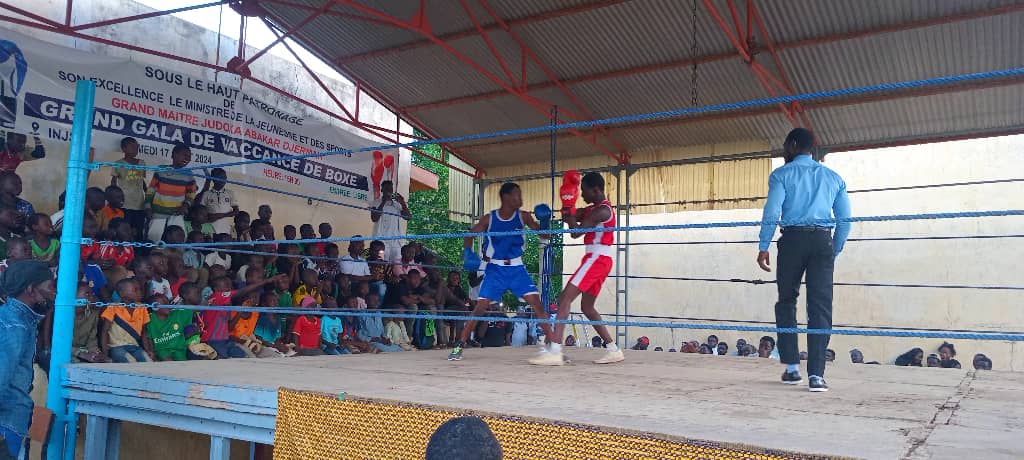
top-left (757, 128), bottom-right (851, 393)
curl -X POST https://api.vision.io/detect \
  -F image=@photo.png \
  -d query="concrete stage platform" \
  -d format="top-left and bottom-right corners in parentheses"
top-left (65, 348), bottom-right (1024, 459)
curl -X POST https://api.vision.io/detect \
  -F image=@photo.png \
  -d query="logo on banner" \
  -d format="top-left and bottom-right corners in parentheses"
top-left (0, 40), bottom-right (27, 129)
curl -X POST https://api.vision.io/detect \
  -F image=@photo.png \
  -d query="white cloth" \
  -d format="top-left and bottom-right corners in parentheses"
top-left (339, 254), bottom-right (371, 277)
top-left (201, 187), bottom-right (237, 235)
top-left (50, 209), bottom-right (65, 233)
top-left (204, 252), bottom-right (232, 269)
top-left (149, 277), bottom-right (172, 298)
top-left (147, 215), bottom-right (185, 242)
top-left (370, 198), bottom-right (405, 262)
top-left (510, 322), bottom-right (529, 347)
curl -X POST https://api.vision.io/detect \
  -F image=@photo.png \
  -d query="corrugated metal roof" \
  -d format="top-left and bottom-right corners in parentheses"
top-left (262, 0), bottom-right (1024, 173)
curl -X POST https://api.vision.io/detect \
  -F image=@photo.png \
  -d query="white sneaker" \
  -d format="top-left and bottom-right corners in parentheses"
top-left (593, 349), bottom-right (625, 364)
top-left (528, 350), bottom-right (565, 366)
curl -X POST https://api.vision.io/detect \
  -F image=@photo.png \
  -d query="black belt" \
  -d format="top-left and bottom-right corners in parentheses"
top-left (781, 226), bottom-right (832, 232)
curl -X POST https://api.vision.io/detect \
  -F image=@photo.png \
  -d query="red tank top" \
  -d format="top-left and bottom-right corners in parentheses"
top-left (582, 200), bottom-right (615, 246)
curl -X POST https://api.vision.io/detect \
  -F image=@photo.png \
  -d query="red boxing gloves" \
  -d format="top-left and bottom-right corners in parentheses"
top-left (560, 169), bottom-right (581, 216)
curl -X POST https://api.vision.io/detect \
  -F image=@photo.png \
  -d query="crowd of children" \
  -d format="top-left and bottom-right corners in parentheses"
top-left (12, 137), bottom-right (512, 366)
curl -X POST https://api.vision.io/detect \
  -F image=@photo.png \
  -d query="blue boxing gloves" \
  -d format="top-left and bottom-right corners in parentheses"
top-left (533, 203), bottom-right (552, 230)
top-left (463, 247), bottom-right (482, 272)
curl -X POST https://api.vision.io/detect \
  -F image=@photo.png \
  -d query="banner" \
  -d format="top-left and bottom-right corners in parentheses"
top-left (0, 28), bottom-right (398, 203)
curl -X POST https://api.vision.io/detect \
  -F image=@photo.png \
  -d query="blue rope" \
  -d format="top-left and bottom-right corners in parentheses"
top-left (77, 301), bottom-right (1024, 341)
top-left (87, 66), bottom-right (1024, 173)
top-left (89, 209), bottom-right (1024, 248)
top-left (567, 234), bottom-right (1024, 247)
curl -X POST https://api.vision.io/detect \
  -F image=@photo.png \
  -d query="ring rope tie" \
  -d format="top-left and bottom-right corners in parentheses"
top-left (83, 209), bottom-right (1024, 248)
top-left (87, 66), bottom-right (1024, 173)
top-left (72, 301), bottom-right (1024, 342)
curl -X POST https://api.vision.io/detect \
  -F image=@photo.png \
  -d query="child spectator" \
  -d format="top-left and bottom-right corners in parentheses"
top-left (145, 294), bottom-right (195, 361)
top-left (200, 168), bottom-right (238, 236)
top-left (98, 185), bottom-right (126, 232)
top-left (201, 265), bottom-right (226, 301)
top-left (366, 240), bottom-right (389, 301)
top-left (83, 187), bottom-right (106, 224)
top-left (0, 205), bottom-right (22, 259)
top-left (27, 213), bottom-right (59, 265)
top-left (146, 143), bottom-right (197, 242)
top-left (182, 230), bottom-right (205, 269)
top-left (291, 296), bottom-right (324, 356)
top-left (203, 233), bottom-right (233, 270)
top-left (0, 132), bottom-right (46, 173)
top-left (391, 244), bottom-right (419, 279)
top-left (231, 211), bottom-right (251, 241)
top-left (301, 242), bottom-right (320, 274)
top-left (938, 342), bottom-right (961, 369)
top-left (147, 253), bottom-right (173, 299)
top-left (111, 137), bottom-right (148, 240)
top-left (203, 274), bottom-right (286, 359)
top-left (254, 291), bottom-right (295, 356)
top-left (283, 224), bottom-right (297, 241)
top-left (98, 218), bottom-right (135, 284)
top-left (228, 269), bottom-right (283, 358)
top-left (273, 274), bottom-right (293, 309)
top-left (100, 278), bottom-right (153, 362)
top-left (340, 239), bottom-right (371, 281)
top-left (72, 283), bottom-right (107, 363)
top-left (257, 205), bottom-right (274, 239)
top-left (299, 223), bottom-right (316, 245)
top-left (293, 268), bottom-right (322, 307)
top-left (237, 255), bottom-right (265, 284)
top-left (184, 204), bottom-right (215, 240)
top-left (338, 300), bottom-right (377, 354)
top-left (0, 172), bottom-right (35, 233)
top-left (384, 311), bottom-right (415, 351)
top-left (50, 192), bottom-right (66, 235)
top-left (397, 269), bottom-right (429, 333)
top-left (973, 353), bottom-right (993, 370)
top-left (357, 293), bottom-right (404, 352)
top-left (895, 348), bottom-right (924, 366)
top-left (320, 243), bottom-right (341, 277)
top-left (0, 237), bottom-right (32, 274)
top-left (320, 311), bottom-right (350, 355)
top-left (315, 223), bottom-right (332, 256)
top-left (80, 216), bottom-right (112, 300)
top-left (166, 254), bottom-right (193, 298)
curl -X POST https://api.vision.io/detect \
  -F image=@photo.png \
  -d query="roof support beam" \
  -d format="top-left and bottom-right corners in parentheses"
top-left (335, 0), bottom-right (631, 65)
top-left (329, 0), bottom-right (625, 164)
top-left (242, 1), bottom-right (330, 68)
top-left (70, 0), bottom-right (231, 31)
top-left (402, 3), bottom-right (1024, 112)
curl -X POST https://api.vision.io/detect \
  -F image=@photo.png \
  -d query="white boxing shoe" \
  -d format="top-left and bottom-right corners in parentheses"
top-left (593, 349), bottom-right (625, 364)
top-left (528, 350), bottom-right (565, 366)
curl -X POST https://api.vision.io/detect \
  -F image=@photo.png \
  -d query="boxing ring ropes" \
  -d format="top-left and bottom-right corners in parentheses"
top-left (42, 65), bottom-right (1024, 459)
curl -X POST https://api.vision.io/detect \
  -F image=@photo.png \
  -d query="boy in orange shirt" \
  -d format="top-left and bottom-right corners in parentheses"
top-left (98, 185), bottom-right (126, 232)
top-left (100, 278), bottom-right (153, 362)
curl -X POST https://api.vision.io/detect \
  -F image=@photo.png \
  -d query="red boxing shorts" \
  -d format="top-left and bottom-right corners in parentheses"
top-left (568, 252), bottom-right (613, 296)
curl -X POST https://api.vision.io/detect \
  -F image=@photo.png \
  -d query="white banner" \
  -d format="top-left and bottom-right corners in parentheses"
top-left (0, 28), bottom-right (399, 203)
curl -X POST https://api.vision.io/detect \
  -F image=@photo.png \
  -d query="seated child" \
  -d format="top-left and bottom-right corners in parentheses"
top-left (291, 296), bottom-right (324, 356)
top-left (203, 233), bottom-right (232, 270)
top-left (202, 274), bottom-right (286, 359)
top-left (292, 268), bottom-right (322, 307)
top-left (72, 282), bottom-right (108, 363)
top-left (383, 309), bottom-right (416, 351)
top-left (338, 297), bottom-right (378, 354)
top-left (228, 270), bottom-right (285, 358)
top-left (253, 291), bottom-right (295, 356)
top-left (144, 294), bottom-right (195, 361)
top-left (319, 311), bottom-right (350, 356)
top-left (357, 293), bottom-right (404, 353)
top-left (100, 278), bottom-right (153, 362)
top-left (28, 212), bottom-right (59, 266)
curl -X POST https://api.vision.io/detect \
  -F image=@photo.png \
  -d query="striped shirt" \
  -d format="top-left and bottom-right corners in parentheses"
top-left (146, 169), bottom-right (197, 216)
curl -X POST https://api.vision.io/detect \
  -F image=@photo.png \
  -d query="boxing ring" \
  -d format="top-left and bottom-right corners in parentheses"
top-left (42, 62), bottom-right (1024, 460)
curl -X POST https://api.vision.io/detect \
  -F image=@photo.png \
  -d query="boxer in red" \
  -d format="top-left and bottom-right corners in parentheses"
top-left (529, 171), bottom-right (623, 366)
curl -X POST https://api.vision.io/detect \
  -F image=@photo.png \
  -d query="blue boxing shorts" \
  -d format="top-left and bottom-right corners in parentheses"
top-left (478, 264), bottom-right (539, 301)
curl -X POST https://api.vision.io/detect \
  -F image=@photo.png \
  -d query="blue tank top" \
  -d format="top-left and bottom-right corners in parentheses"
top-left (483, 209), bottom-right (524, 260)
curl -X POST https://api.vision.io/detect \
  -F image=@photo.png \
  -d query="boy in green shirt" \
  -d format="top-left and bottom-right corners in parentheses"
top-left (145, 294), bottom-right (196, 361)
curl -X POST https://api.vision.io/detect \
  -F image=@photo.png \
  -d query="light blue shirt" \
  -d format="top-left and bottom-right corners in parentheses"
top-left (759, 154), bottom-right (851, 254)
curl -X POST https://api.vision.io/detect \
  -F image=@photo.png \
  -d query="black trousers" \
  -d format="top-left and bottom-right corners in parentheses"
top-left (774, 228), bottom-right (834, 378)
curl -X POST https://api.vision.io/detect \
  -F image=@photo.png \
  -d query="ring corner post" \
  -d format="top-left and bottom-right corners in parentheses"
top-left (46, 79), bottom-right (96, 460)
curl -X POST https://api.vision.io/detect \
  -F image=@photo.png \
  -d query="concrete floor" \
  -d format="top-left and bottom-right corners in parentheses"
top-left (88, 348), bottom-right (1024, 459)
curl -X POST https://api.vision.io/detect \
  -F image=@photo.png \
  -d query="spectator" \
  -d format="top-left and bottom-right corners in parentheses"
top-left (231, 211), bottom-right (251, 242)
top-left (204, 274), bottom-right (284, 359)
top-left (699, 343), bottom-right (713, 354)
top-left (84, 187), bottom-right (105, 226)
top-left (257, 205), bottom-right (274, 240)
top-left (357, 293), bottom-right (404, 352)
top-left (895, 348), bottom-right (924, 367)
top-left (27, 213), bottom-right (58, 265)
top-left (369, 180), bottom-right (411, 262)
top-left (825, 349), bottom-right (836, 362)
top-left (508, 307), bottom-right (532, 347)
top-left (184, 204), bottom-right (215, 240)
top-left (291, 296), bottom-right (324, 356)
top-left (668, 348), bottom-right (677, 352)
top-left (384, 313), bottom-right (415, 351)
top-left (479, 306), bottom-right (508, 348)
top-left (631, 336), bottom-right (650, 350)
top-left (254, 291), bottom-right (295, 357)
top-left (145, 143), bottom-right (197, 242)
top-left (565, 335), bottom-right (576, 347)
top-left (145, 297), bottom-right (195, 361)
top-left (316, 223), bottom-right (332, 255)
top-left (0, 132), bottom-right (45, 173)
top-left (283, 224), bottom-right (296, 241)
top-left (716, 342), bottom-right (728, 356)
top-left (320, 311), bottom-right (350, 355)
top-left (680, 341), bottom-right (699, 353)
top-left (926, 353), bottom-right (941, 367)
top-left (293, 268), bottom-right (322, 307)
top-left (0, 205), bottom-right (20, 258)
top-left (339, 238), bottom-right (371, 282)
top-left (654, 347), bottom-right (664, 352)
top-left (758, 336), bottom-right (776, 359)
top-left (938, 342), bottom-right (961, 369)
top-left (706, 335), bottom-right (719, 352)
top-left (200, 168), bottom-right (238, 236)
top-left (338, 305), bottom-right (378, 354)
top-left (0, 172), bottom-right (34, 233)
top-left (100, 278), bottom-right (153, 363)
top-left (203, 234), bottom-right (233, 270)
top-left (146, 253), bottom-right (172, 298)
top-left (396, 269), bottom-right (429, 332)
top-left (850, 349), bottom-right (865, 364)
top-left (591, 336), bottom-right (603, 348)
top-left (973, 353), bottom-right (992, 371)
top-left (425, 416), bottom-right (502, 460)
top-left (50, 192), bottom-right (66, 235)
top-left (72, 283), bottom-right (107, 363)
top-left (111, 137), bottom-right (148, 240)
top-left (734, 338), bottom-right (748, 356)
top-left (98, 185), bottom-right (126, 233)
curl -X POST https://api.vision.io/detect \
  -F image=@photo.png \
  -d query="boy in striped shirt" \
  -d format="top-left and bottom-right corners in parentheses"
top-left (145, 143), bottom-right (197, 242)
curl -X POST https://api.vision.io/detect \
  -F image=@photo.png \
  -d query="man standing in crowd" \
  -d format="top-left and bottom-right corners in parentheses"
top-left (200, 168), bottom-right (238, 236)
top-left (145, 143), bottom-right (196, 242)
top-left (0, 260), bottom-right (57, 459)
top-left (756, 128), bottom-right (851, 393)
top-left (369, 180), bottom-right (411, 262)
